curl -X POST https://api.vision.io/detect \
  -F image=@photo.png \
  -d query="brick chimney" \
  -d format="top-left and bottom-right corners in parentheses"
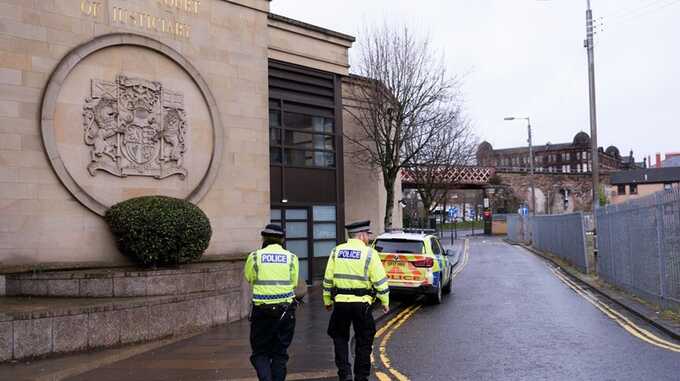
top-left (656, 153), bottom-right (662, 168)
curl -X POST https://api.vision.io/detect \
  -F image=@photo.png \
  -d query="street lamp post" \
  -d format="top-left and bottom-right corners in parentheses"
top-left (505, 117), bottom-right (536, 216)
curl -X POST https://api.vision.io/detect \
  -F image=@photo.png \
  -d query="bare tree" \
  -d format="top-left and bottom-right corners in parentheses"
top-left (404, 113), bottom-right (476, 216)
top-left (344, 23), bottom-right (460, 228)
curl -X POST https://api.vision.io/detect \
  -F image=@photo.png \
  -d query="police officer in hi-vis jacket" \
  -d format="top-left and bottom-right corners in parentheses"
top-left (245, 224), bottom-right (305, 381)
top-left (323, 220), bottom-right (390, 381)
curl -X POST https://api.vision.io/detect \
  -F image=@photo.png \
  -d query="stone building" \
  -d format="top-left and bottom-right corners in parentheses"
top-left (475, 132), bottom-right (641, 214)
top-left (0, 0), bottom-right (401, 280)
top-left (0, 1), bottom-right (404, 361)
top-left (477, 132), bottom-right (639, 175)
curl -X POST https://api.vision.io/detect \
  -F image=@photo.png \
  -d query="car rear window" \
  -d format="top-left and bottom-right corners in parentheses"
top-left (374, 239), bottom-right (424, 254)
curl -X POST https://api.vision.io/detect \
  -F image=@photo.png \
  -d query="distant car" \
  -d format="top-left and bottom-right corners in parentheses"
top-left (373, 230), bottom-right (459, 304)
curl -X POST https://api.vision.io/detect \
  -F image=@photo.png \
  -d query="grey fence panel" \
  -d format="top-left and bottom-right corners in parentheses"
top-left (530, 213), bottom-right (589, 273)
top-left (507, 214), bottom-right (530, 243)
top-left (507, 215), bottom-right (521, 242)
top-left (596, 189), bottom-right (680, 310)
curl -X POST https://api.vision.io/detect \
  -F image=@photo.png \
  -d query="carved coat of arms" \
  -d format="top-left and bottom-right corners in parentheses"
top-left (82, 74), bottom-right (188, 179)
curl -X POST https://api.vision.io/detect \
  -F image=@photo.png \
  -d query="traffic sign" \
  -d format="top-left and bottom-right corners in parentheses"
top-left (448, 207), bottom-right (459, 218)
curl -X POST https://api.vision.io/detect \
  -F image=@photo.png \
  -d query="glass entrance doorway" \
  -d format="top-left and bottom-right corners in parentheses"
top-left (270, 205), bottom-right (338, 283)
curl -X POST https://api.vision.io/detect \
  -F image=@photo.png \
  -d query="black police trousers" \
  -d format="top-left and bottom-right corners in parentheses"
top-left (327, 302), bottom-right (376, 381)
top-left (249, 303), bottom-right (296, 381)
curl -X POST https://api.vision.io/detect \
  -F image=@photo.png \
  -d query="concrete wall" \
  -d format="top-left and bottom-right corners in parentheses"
top-left (0, 0), bottom-right (272, 266)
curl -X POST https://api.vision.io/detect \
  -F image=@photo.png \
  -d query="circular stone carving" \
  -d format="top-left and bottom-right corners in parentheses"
top-left (40, 33), bottom-right (223, 216)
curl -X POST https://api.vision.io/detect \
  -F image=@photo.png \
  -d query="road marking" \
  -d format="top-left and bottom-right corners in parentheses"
top-left (376, 304), bottom-right (417, 338)
top-left (371, 239), bottom-right (471, 381)
top-left (451, 238), bottom-right (470, 280)
top-left (549, 266), bottom-right (680, 353)
top-left (378, 304), bottom-right (422, 381)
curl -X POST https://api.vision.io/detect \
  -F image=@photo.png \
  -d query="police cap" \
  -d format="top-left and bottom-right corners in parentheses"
top-left (345, 220), bottom-right (372, 234)
top-left (261, 224), bottom-right (285, 238)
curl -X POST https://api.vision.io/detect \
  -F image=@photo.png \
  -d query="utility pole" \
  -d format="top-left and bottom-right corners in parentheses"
top-left (585, 0), bottom-right (600, 215)
top-left (527, 118), bottom-right (536, 216)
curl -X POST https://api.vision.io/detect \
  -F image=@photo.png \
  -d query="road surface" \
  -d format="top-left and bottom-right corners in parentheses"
top-left (371, 237), bottom-right (680, 381)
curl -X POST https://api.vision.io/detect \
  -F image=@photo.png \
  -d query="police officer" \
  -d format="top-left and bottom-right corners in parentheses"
top-left (244, 224), bottom-right (302, 381)
top-left (323, 220), bottom-right (390, 381)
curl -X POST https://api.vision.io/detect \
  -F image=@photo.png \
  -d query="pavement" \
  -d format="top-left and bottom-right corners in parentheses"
top-left (377, 236), bottom-right (680, 381)
top-left (0, 275), bottom-right (417, 381)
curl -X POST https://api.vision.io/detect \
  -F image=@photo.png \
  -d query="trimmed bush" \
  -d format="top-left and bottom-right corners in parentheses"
top-left (105, 196), bottom-right (212, 267)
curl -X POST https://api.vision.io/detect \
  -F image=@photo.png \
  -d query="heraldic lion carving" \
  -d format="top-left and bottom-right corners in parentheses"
top-left (82, 74), bottom-right (188, 179)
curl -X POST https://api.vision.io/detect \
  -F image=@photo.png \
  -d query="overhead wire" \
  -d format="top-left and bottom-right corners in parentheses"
top-left (603, 0), bottom-right (670, 20)
top-left (600, 0), bottom-right (680, 29)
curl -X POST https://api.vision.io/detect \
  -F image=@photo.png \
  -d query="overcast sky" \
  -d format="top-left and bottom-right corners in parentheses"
top-left (271, 0), bottom-right (680, 164)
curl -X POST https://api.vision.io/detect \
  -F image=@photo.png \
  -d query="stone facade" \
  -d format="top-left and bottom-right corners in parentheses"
top-left (0, 0), bottom-right (274, 266)
top-left (478, 132), bottom-right (637, 175)
top-left (0, 0), bottom-right (389, 267)
top-left (496, 172), bottom-right (610, 214)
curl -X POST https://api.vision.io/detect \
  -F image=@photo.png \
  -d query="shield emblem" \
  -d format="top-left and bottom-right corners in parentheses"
top-left (123, 124), bottom-right (160, 165)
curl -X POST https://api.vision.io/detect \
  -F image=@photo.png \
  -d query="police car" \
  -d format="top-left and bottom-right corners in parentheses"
top-left (373, 229), bottom-right (459, 304)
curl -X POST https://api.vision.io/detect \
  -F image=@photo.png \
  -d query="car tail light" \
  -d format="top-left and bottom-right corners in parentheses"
top-left (412, 258), bottom-right (433, 268)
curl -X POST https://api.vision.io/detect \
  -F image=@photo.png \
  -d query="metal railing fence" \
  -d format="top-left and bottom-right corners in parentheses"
top-left (596, 189), bottom-right (680, 310)
top-left (530, 213), bottom-right (589, 273)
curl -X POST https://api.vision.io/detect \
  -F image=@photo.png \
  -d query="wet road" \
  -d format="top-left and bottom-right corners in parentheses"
top-left (374, 237), bottom-right (680, 381)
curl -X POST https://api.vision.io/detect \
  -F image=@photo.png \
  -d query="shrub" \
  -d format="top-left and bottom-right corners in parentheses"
top-left (105, 196), bottom-right (212, 267)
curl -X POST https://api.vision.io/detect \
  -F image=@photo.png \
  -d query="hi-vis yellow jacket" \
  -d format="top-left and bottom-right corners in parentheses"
top-left (322, 239), bottom-right (389, 307)
top-left (245, 244), bottom-right (299, 305)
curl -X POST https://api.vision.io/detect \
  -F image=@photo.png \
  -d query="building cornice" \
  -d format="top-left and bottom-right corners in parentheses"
top-left (268, 13), bottom-right (356, 43)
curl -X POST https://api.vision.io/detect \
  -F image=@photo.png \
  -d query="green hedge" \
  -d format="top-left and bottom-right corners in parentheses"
top-left (105, 196), bottom-right (212, 267)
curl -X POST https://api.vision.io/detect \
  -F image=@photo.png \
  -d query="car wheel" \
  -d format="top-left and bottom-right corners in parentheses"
top-left (428, 282), bottom-right (443, 305)
top-left (443, 268), bottom-right (452, 294)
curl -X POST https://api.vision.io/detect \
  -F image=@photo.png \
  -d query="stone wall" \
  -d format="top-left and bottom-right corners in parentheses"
top-left (5, 261), bottom-right (243, 297)
top-left (0, 259), bottom-right (251, 362)
top-left (497, 172), bottom-right (611, 214)
top-left (0, 0), bottom-right (272, 266)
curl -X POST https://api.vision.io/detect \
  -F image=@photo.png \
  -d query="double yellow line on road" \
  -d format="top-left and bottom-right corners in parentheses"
top-left (549, 265), bottom-right (680, 353)
top-left (373, 239), bottom-right (471, 381)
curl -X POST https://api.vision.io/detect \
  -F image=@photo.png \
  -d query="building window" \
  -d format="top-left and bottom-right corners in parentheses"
top-left (664, 183), bottom-right (673, 191)
top-left (629, 184), bottom-right (638, 195)
top-left (269, 101), bottom-right (336, 169)
top-left (576, 152), bottom-right (581, 160)
top-left (563, 152), bottom-right (571, 161)
top-left (617, 185), bottom-right (626, 195)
